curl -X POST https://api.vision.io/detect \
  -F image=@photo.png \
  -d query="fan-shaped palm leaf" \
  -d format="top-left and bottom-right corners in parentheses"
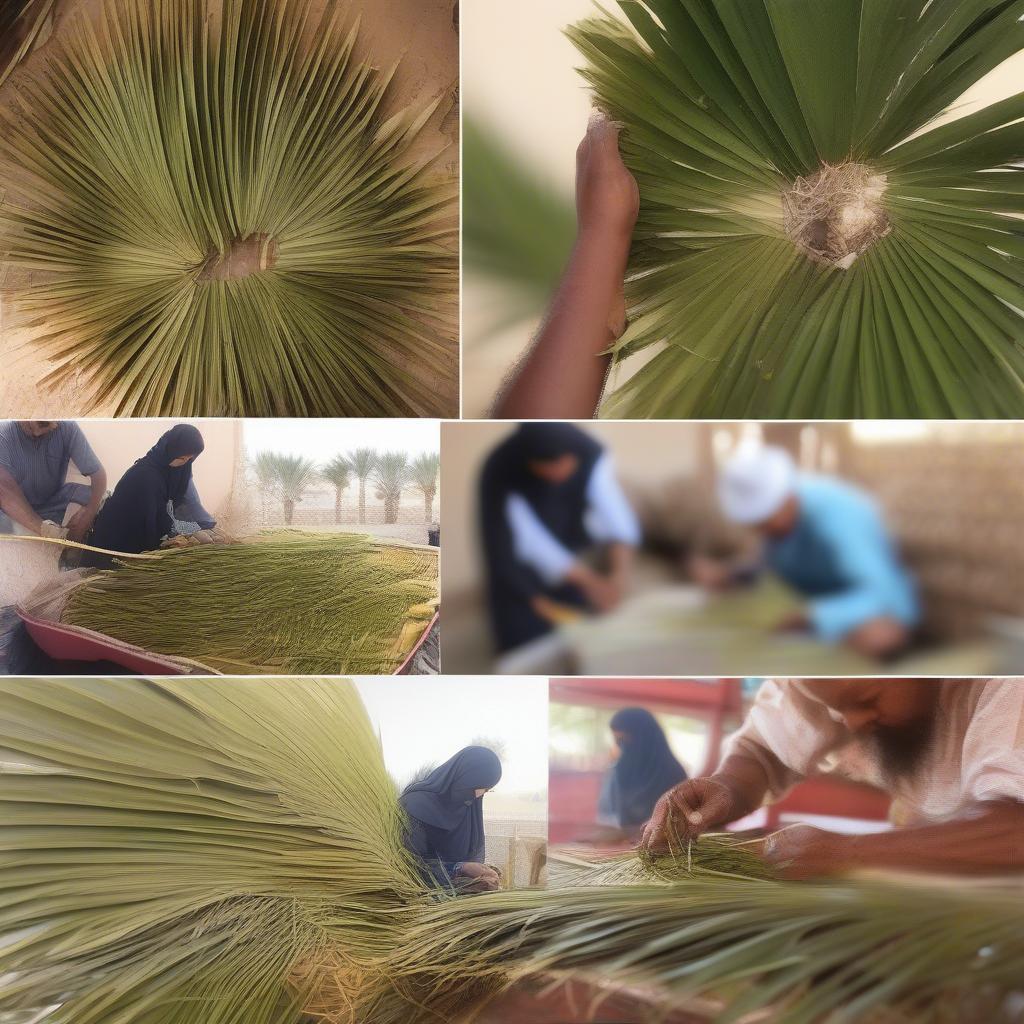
top-left (0, 0), bottom-right (457, 417)
top-left (1, 678), bottom-right (1023, 1024)
top-left (0, 0), bottom-right (54, 87)
top-left (568, 0), bottom-right (1024, 419)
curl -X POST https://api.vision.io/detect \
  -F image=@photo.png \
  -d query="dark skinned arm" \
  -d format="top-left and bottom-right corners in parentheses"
top-left (493, 113), bottom-right (639, 420)
top-left (763, 801), bottom-right (1024, 879)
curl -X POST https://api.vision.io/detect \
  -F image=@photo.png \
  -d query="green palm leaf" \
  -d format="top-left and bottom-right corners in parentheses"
top-left (2, 678), bottom-right (1023, 1023)
top-left (567, 0), bottom-right (1024, 419)
top-left (0, 0), bottom-right (457, 417)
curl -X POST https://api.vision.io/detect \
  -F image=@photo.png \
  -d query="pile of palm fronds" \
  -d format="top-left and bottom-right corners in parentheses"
top-left (0, 0), bottom-right (54, 87)
top-left (567, 0), bottom-right (1024, 418)
top-left (0, 0), bottom-right (456, 416)
top-left (2, 677), bottom-right (1023, 1024)
top-left (62, 532), bottom-right (438, 674)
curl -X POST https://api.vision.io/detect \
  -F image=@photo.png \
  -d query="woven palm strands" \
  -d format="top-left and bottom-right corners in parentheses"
top-left (62, 532), bottom-right (438, 674)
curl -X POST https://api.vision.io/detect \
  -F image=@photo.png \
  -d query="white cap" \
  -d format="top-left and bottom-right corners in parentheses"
top-left (718, 445), bottom-right (797, 525)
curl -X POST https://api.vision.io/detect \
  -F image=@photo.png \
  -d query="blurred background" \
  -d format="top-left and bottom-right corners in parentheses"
top-left (462, 0), bottom-right (1024, 418)
top-left (440, 420), bottom-right (1024, 675)
top-left (548, 678), bottom-right (892, 849)
top-left (355, 676), bottom-right (548, 888)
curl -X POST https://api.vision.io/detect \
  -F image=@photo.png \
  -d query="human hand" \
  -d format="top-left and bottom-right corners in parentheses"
top-left (688, 555), bottom-right (732, 591)
top-left (640, 777), bottom-right (742, 854)
top-left (579, 571), bottom-right (625, 614)
top-left (65, 508), bottom-right (95, 543)
top-left (775, 610), bottom-right (811, 634)
top-left (576, 111), bottom-right (639, 244)
top-left (457, 862), bottom-right (501, 891)
top-left (757, 824), bottom-right (850, 880)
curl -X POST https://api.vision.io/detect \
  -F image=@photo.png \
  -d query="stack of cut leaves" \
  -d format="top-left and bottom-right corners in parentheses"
top-left (0, 0), bottom-right (456, 416)
top-left (0, 0), bottom-right (54, 87)
top-left (2, 678), bottom-right (1023, 1024)
top-left (62, 532), bottom-right (438, 674)
top-left (567, 0), bottom-right (1024, 418)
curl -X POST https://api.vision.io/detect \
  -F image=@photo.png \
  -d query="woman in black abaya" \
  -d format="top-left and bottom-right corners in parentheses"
top-left (597, 708), bottom-right (688, 837)
top-left (83, 424), bottom-right (215, 566)
top-left (400, 746), bottom-right (503, 892)
top-left (479, 423), bottom-right (640, 654)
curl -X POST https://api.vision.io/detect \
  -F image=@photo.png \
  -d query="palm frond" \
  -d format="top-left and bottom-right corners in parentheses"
top-left (372, 451), bottom-right (410, 524)
top-left (0, 0), bottom-right (54, 87)
top-left (2, 678), bottom-right (1023, 1024)
top-left (0, 0), bottom-right (457, 416)
top-left (321, 455), bottom-right (353, 491)
top-left (63, 533), bottom-right (438, 674)
top-left (567, 0), bottom-right (1024, 419)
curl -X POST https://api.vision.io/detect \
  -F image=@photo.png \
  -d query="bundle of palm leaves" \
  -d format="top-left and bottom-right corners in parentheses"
top-left (567, 0), bottom-right (1024, 419)
top-left (0, 0), bottom-right (54, 87)
top-left (2, 677), bottom-right (1023, 1024)
top-left (61, 532), bottom-right (438, 674)
top-left (0, 0), bottom-right (456, 416)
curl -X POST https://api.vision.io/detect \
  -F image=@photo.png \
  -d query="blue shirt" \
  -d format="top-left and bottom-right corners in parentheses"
top-left (0, 421), bottom-right (101, 509)
top-left (765, 476), bottom-right (920, 643)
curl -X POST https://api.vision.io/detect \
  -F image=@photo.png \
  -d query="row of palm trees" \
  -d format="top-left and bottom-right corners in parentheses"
top-left (252, 449), bottom-right (440, 526)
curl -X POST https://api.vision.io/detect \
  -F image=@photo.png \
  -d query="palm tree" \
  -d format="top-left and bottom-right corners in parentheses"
top-left (408, 452), bottom-right (440, 525)
top-left (321, 455), bottom-right (352, 526)
top-left (251, 451), bottom-right (319, 526)
top-left (346, 448), bottom-right (379, 525)
top-left (372, 451), bottom-right (409, 525)
top-left (0, 0), bottom-right (456, 416)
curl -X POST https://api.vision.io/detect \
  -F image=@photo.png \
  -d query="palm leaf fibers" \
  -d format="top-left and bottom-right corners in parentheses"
top-left (61, 533), bottom-right (438, 674)
top-left (0, 0), bottom-right (456, 417)
top-left (568, 0), bottom-right (1024, 419)
top-left (1, 678), bottom-right (1023, 1024)
top-left (0, 0), bottom-right (54, 87)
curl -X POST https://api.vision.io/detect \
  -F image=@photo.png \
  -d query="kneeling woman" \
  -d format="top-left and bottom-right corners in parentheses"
top-left (84, 425), bottom-right (215, 565)
top-left (400, 746), bottom-right (503, 892)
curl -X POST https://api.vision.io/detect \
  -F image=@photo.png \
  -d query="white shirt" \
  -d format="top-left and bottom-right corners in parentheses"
top-left (504, 454), bottom-right (641, 585)
top-left (726, 679), bottom-right (1024, 825)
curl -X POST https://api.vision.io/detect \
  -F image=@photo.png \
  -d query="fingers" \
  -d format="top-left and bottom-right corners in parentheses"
top-left (587, 108), bottom-right (621, 154)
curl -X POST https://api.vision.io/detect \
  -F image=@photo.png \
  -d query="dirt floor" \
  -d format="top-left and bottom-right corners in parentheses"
top-left (0, 0), bottom-right (460, 417)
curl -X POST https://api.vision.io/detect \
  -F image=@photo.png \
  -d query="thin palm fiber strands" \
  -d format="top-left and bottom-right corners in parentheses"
top-left (1, 678), bottom-right (1023, 1024)
top-left (0, 0), bottom-right (456, 417)
top-left (62, 532), bottom-right (438, 675)
top-left (568, 0), bottom-right (1024, 419)
top-left (0, 0), bottom-right (54, 87)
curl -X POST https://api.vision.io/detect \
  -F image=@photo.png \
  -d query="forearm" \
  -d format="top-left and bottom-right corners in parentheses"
top-left (85, 469), bottom-right (107, 513)
top-left (832, 802), bottom-right (1024, 876)
top-left (608, 542), bottom-right (634, 579)
top-left (0, 470), bottom-right (43, 532)
top-left (711, 754), bottom-right (774, 820)
top-left (494, 227), bottom-right (631, 420)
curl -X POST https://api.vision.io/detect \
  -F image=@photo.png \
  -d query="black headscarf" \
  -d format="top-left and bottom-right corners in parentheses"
top-left (597, 708), bottom-right (688, 829)
top-left (479, 424), bottom-right (605, 651)
top-left (400, 746), bottom-right (502, 865)
top-left (88, 425), bottom-right (206, 557)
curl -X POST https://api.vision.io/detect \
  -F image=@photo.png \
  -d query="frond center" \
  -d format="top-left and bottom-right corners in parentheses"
top-left (200, 233), bottom-right (279, 282)
top-left (783, 163), bottom-right (890, 269)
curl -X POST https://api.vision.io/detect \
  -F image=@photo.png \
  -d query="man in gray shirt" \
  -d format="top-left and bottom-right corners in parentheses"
top-left (0, 421), bottom-right (107, 543)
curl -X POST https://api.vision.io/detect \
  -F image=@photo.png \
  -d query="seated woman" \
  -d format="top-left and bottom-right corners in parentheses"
top-left (479, 423), bottom-right (641, 654)
top-left (596, 708), bottom-right (688, 841)
top-left (83, 425), bottom-right (214, 565)
top-left (399, 746), bottom-right (503, 893)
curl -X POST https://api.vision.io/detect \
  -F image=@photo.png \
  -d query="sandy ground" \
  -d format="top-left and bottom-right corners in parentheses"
top-left (0, 0), bottom-right (459, 417)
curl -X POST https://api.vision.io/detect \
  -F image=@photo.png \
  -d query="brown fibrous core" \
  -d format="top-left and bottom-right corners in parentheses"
top-left (199, 233), bottom-right (278, 281)
top-left (782, 162), bottom-right (890, 269)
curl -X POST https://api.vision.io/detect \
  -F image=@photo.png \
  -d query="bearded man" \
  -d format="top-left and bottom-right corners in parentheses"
top-left (641, 679), bottom-right (1024, 878)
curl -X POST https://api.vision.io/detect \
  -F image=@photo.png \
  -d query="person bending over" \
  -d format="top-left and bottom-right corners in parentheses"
top-left (400, 746), bottom-right (504, 893)
top-left (642, 679), bottom-right (1024, 878)
top-left (691, 445), bottom-right (919, 660)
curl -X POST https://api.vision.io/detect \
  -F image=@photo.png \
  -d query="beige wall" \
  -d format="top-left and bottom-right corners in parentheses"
top-left (65, 419), bottom-right (242, 516)
top-left (440, 422), bottom-right (703, 596)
